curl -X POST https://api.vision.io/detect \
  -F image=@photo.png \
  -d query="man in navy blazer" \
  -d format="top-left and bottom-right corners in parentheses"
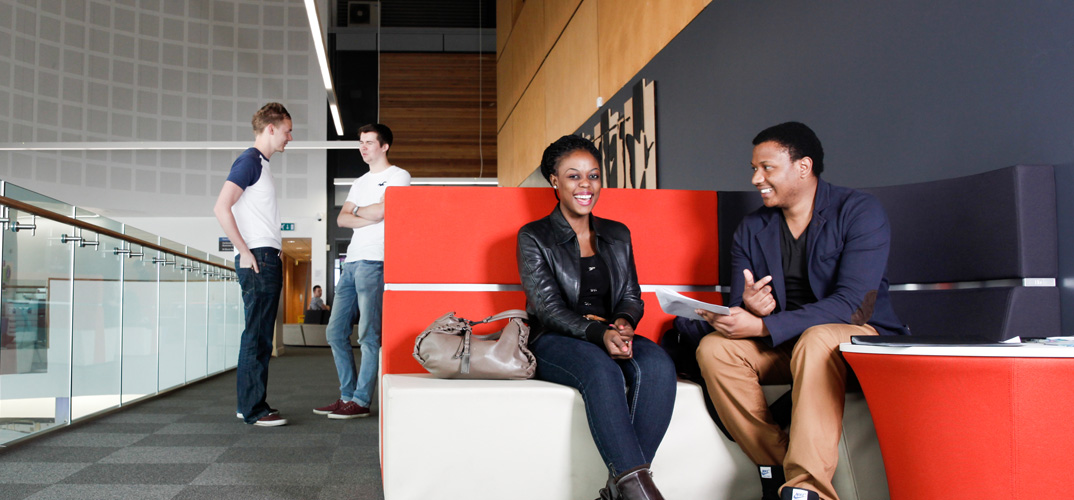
top-left (693, 122), bottom-right (908, 500)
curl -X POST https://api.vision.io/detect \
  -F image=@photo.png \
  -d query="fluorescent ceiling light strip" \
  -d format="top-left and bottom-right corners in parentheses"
top-left (329, 103), bottom-right (344, 136)
top-left (304, 0), bottom-right (344, 135)
top-left (304, 0), bottom-right (333, 91)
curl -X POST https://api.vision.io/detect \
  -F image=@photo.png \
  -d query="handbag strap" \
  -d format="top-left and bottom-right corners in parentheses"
top-left (469, 309), bottom-right (528, 325)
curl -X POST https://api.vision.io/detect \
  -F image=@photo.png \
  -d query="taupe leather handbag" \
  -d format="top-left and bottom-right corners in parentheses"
top-left (412, 309), bottom-right (536, 379)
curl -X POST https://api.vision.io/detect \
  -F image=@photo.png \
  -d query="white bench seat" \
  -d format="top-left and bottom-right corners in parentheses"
top-left (380, 374), bottom-right (888, 500)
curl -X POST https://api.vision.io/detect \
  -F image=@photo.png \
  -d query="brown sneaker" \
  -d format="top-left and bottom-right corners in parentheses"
top-left (251, 414), bottom-right (288, 427)
top-left (328, 401), bottom-right (370, 419)
top-left (313, 399), bottom-right (345, 415)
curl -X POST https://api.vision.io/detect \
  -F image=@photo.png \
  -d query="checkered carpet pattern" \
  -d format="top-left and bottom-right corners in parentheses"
top-left (0, 347), bottom-right (384, 500)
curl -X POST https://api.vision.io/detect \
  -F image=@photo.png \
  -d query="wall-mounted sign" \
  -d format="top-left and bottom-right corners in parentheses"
top-left (219, 237), bottom-right (233, 252)
top-left (281, 223), bottom-right (295, 231)
top-left (583, 78), bottom-right (657, 189)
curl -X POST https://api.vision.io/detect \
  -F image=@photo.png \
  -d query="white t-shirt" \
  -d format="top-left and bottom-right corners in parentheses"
top-left (344, 165), bottom-right (411, 262)
top-left (226, 148), bottom-right (281, 252)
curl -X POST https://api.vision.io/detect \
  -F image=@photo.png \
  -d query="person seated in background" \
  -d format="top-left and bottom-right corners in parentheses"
top-left (517, 135), bottom-right (677, 500)
top-left (688, 122), bottom-right (908, 500)
top-left (309, 285), bottom-right (329, 310)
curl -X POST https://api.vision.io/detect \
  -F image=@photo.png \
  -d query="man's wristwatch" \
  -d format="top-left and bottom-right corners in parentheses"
top-left (352, 205), bottom-right (359, 216)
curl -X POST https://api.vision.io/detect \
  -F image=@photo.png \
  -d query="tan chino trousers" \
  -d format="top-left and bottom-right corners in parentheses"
top-left (697, 323), bottom-right (878, 500)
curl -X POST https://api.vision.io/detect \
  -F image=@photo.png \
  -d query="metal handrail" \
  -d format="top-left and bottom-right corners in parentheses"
top-left (0, 194), bottom-right (233, 272)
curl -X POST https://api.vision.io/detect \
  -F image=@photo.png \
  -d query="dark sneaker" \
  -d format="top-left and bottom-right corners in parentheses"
top-left (328, 401), bottom-right (370, 419)
top-left (313, 399), bottom-right (346, 415)
top-left (236, 407), bottom-right (279, 419)
top-left (251, 414), bottom-right (288, 427)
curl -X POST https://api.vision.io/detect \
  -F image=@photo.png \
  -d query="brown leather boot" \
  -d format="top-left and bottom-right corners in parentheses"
top-left (613, 464), bottom-right (665, 500)
top-left (595, 473), bottom-right (616, 500)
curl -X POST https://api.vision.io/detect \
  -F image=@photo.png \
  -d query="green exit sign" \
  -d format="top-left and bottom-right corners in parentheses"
top-left (281, 223), bottom-right (295, 231)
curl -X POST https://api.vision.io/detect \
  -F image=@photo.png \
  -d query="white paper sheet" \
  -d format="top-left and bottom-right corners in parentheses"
top-left (655, 288), bottom-right (730, 320)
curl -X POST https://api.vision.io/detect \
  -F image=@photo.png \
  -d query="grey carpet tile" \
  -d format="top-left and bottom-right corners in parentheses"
top-left (329, 446), bottom-right (380, 466)
top-left (178, 413), bottom-right (249, 424)
top-left (0, 463), bottom-right (91, 484)
top-left (189, 463), bottom-right (329, 486)
top-left (236, 418), bottom-right (357, 434)
top-left (337, 434), bottom-right (379, 447)
top-left (146, 398), bottom-right (220, 408)
top-left (36, 433), bottom-right (149, 448)
top-left (130, 434), bottom-right (244, 447)
top-left (233, 433), bottom-right (343, 448)
top-left (116, 405), bottom-right (194, 415)
top-left (316, 484), bottom-right (385, 500)
top-left (154, 423), bottom-right (254, 435)
top-left (334, 464), bottom-right (383, 486)
top-left (341, 424), bottom-right (384, 435)
top-left (0, 446), bottom-right (120, 463)
top-left (96, 412), bottom-right (187, 424)
top-left (23, 484), bottom-right (185, 500)
top-left (98, 446), bottom-right (228, 464)
top-left (213, 446), bottom-right (334, 464)
top-left (70, 422), bottom-right (169, 434)
top-left (59, 463), bottom-right (210, 485)
top-left (0, 484), bottom-right (47, 500)
top-left (172, 484), bottom-right (323, 500)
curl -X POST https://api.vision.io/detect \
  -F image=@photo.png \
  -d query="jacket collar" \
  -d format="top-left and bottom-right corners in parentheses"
top-left (548, 205), bottom-right (609, 245)
top-left (754, 177), bottom-right (831, 302)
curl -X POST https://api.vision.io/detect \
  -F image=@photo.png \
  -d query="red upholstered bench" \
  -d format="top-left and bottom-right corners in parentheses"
top-left (377, 186), bottom-right (886, 500)
top-left (380, 186), bottom-right (721, 375)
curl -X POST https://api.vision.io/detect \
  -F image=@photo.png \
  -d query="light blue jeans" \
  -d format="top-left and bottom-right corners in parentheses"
top-left (326, 260), bottom-right (383, 408)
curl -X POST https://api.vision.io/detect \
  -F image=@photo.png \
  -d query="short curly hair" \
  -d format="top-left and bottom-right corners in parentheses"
top-left (539, 135), bottom-right (602, 185)
top-left (752, 122), bottom-right (825, 176)
top-left (251, 102), bottom-right (291, 134)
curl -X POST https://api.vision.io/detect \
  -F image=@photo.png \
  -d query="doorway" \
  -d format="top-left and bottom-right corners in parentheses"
top-left (281, 238), bottom-right (313, 324)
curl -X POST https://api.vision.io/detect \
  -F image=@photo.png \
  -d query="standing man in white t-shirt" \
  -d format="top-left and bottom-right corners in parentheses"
top-left (213, 102), bottom-right (293, 427)
top-left (314, 124), bottom-right (411, 419)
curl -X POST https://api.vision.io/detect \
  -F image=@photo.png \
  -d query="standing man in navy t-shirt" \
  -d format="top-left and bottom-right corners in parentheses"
top-left (213, 102), bottom-right (293, 427)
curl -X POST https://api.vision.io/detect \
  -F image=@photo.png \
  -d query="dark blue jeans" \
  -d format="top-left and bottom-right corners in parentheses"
top-left (235, 247), bottom-right (282, 424)
top-left (529, 333), bottom-right (677, 476)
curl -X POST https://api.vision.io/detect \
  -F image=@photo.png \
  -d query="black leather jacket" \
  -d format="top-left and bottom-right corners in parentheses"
top-left (517, 206), bottom-right (644, 345)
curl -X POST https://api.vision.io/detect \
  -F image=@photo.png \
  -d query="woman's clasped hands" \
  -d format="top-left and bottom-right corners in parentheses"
top-left (587, 314), bottom-right (634, 359)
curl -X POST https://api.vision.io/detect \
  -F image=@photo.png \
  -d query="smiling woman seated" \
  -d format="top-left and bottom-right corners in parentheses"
top-left (516, 135), bottom-right (678, 500)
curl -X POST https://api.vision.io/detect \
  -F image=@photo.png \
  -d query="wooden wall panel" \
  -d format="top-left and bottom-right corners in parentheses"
top-left (496, 0), bottom-right (524, 57)
top-left (380, 53), bottom-right (497, 178)
top-left (544, 0), bottom-right (598, 144)
top-left (497, 114), bottom-right (516, 185)
top-left (544, 0), bottom-right (584, 48)
top-left (497, 0), bottom-right (547, 128)
top-left (597, 0), bottom-right (710, 100)
top-left (495, 0), bottom-right (709, 186)
top-left (504, 69), bottom-right (547, 188)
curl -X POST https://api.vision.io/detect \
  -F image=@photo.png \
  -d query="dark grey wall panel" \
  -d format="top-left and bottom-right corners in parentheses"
top-left (578, 1), bottom-right (1074, 191)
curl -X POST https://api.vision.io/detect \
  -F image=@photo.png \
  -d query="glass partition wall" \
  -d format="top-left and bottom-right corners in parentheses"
top-left (0, 181), bottom-right (242, 446)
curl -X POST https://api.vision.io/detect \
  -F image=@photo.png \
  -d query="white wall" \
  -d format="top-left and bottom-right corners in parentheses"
top-left (0, 0), bottom-right (330, 279)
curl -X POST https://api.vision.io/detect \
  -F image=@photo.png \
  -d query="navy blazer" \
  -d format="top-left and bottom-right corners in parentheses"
top-left (729, 179), bottom-right (909, 347)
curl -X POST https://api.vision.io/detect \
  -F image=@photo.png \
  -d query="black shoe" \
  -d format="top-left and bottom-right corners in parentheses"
top-left (780, 486), bottom-right (820, 500)
top-left (759, 465), bottom-right (785, 500)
